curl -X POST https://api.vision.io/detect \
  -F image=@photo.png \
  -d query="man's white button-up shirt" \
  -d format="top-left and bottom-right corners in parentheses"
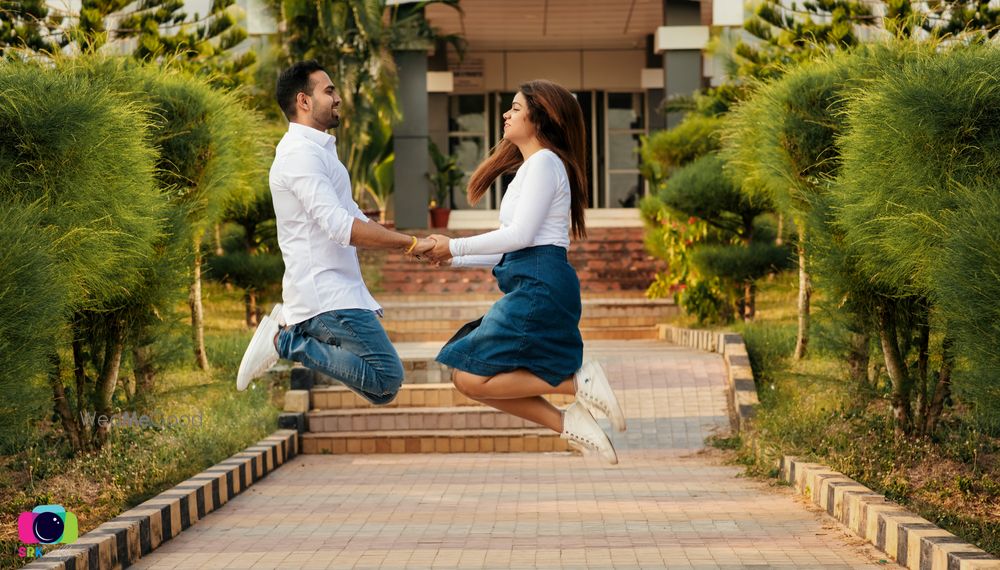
top-left (269, 122), bottom-right (380, 326)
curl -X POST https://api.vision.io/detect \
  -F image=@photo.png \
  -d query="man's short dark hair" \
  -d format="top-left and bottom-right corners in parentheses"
top-left (276, 60), bottom-right (327, 120)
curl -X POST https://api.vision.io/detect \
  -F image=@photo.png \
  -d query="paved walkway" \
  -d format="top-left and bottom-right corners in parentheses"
top-left (134, 341), bottom-right (897, 569)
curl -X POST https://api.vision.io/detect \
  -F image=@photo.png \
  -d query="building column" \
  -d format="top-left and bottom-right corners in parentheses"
top-left (392, 49), bottom-right (430, 230)
top-left (643, 34), bottom-right (667, 132)
top-left (656, 0), bottom-right (709, 128)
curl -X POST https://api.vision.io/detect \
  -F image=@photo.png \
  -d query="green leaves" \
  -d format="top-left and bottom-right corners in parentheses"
top-left (660, 154), bottom-right (767, 236)
top-left (834, 41), bottom-right (999, 295)
top-left (640, 115), bottom-right (724, 187)
top-left (723, 39), bottom-right (1000, 433)
top-left (723, 54), bottom-right (857, 220)
top-left (0, 62), bottom-right (164, 311)
top-left (0, 56), bottom-right (269, 450)
top-left (692, 242), bottom-right (792, 283)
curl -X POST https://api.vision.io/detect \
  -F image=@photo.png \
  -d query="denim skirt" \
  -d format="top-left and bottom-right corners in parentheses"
top-left (436, 244), bottom-right (583, 386)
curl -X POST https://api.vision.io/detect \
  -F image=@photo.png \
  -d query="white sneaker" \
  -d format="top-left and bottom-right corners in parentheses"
top-left (575, 359), bottom-right (626, 432)
top-left (561, 402), bottom-right (618, 465)
top-left (270, 303), bottom-right (286, 326)
top-left (236, 305), bottom-right (283, 391)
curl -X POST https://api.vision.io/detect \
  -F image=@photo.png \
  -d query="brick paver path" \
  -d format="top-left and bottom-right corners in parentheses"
top-left (134, 341), bottom-right (896, 569)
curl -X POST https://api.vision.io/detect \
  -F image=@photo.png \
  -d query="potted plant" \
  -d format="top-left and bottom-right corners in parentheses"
top-left (354, 114), bottom-right (394, 225)
top-left (427, 140), bottom-right (463, 229)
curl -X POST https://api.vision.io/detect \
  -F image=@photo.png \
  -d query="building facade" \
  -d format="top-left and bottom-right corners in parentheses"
top-left (403, 0), bottom-right (744, 228)
top-left (235, 0), bottom-right (745, 227)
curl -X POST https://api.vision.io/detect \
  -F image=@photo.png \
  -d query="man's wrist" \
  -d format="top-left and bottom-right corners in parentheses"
top-left (404, 235), bottom-right (418, 254)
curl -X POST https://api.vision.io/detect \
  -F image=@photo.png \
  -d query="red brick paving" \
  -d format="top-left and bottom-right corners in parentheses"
top-left (133, 341), bottom-right (897, 569)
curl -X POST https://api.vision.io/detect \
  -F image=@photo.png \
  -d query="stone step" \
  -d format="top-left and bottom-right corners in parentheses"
top-left (372, 226), bottom-right (663, 295)
top-left (381, 251), bottom-right (656, 268)
top-left (386, 326), bottom-right (659, 343)
top-left (375, 290), bottom-right (653, 302)
top-left (379, 298), bottom-right (676, 321)
top-left (382, 315), bottom-right (666, 331)
top-left (311, 383), bottom-right (575, 410)
top-left (308, 406), bottom-right (539, 432)
top-left (379, 268), bottom-right (657, 291)
top-left (301, 429), bottom-right (571, 454)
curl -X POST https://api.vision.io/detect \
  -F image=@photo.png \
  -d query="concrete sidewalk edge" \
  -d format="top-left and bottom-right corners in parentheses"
top-left (660, 323), bottom-right (1000, 570)
top-left (24, 429), bottom-right (299, 570)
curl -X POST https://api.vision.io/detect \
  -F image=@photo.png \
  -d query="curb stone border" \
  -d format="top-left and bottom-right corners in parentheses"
top-left (23, 429), bottom-right (298, 570)
top-left (658, 324), bottom-right (1000, 570)
top-left (781, 457), bottom-right (1000, 570)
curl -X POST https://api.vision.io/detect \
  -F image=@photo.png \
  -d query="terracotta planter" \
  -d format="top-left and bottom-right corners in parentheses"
top-left (429, 207), bottom-right (451, 229)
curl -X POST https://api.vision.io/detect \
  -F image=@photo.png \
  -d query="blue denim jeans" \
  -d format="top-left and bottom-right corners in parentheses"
top-left (276, 309), bottom-right (404, 405)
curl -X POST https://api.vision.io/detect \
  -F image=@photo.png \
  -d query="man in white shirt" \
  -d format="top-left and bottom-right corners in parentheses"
top-left (236, 60), bottom-right (435, 404)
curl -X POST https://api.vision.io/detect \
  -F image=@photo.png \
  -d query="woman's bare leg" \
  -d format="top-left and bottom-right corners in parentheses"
top-left (475, 396), bottom-right (563, 432)
top-left (454, 369), bottom-right (575, 398)
top-left (452, 369), bottom-right (576, 433)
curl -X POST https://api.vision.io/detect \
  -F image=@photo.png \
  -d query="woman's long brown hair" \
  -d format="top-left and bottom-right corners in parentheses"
top-left (466, 80), bottom-right (589, 239)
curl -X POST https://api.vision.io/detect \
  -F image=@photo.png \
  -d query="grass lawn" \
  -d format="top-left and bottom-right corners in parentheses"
top-left (701, 272), bottom-right (1000, 556)
top-left (0, 283), bottom-right (282, 570)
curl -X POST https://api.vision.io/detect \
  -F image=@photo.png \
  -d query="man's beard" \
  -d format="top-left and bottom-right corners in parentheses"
top-left (317, 110), bottom-right (340, 131)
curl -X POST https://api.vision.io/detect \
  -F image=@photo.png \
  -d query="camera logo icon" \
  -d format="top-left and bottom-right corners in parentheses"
top-left (17, 504), bottom-right (78, 545)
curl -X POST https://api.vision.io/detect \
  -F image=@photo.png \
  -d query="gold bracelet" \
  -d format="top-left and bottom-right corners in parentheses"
top-left (404, 235), bottom-right (418, 254)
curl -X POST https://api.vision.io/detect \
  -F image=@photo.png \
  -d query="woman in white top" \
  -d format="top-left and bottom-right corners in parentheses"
top-left (427, 80), bottom-right (626, 464)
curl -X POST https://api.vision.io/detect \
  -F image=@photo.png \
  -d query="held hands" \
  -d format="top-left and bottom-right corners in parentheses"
top-left (426, 234), bottom-right (452, 263)
top-left (405, 236), bottom-right (437, 261)
top-left (403, 234), bottom-right (451, 265)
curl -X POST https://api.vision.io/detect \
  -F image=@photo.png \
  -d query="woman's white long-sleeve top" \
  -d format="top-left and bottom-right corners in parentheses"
top-left (449, 148), bottom-right (572, 268)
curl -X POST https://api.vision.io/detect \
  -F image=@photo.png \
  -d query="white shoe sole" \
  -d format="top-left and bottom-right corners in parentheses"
top-left (236, 315), bottom-right (279, 391)
top-left (269, 303), bottom-right (285, 326)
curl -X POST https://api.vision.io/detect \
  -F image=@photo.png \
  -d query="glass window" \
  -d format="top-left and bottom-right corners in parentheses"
top-left (449, 95), bottom-right (486, 134)
top-left (607, 93), bottom-right (643, 129)
top-left (605, 92), bottom-right (646, 208)
top-left (609, 133), bottom-right (642, 170)
top-left (608, 173), bottom-right (645, 208)
top-left (449, 136), bottom-right (485, 210)
top-left (447, 95), bottom-right (488, 209)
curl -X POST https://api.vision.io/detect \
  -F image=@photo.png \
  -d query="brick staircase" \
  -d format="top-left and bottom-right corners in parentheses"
top-left (287, 224), bottom-right (670, 456)
top-left (300, 383), bottom-right (573, 454)
top-left (364, 226), bottom-right (661, 295)
top-left (287, 292), bottom-right (675, 456)
top-left (378, 295), bottom-right (676, 342)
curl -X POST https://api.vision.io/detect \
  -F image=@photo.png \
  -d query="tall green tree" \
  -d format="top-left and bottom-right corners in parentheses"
top-left (834, 40), bottom-right (1000, 435)
top-left (729, 0), bottom-right (1000, 82)
top-left (1, 0), bottom-right (254, 83)
top-left (107, 0), bottom-right (256, 85)
top-left (639, 100), bottom-right (733, 321)
top-left (68, 56), bottom-right (266, 371)
top-left (658, 153), bottom-right (789, 322)
top-left (209, 185), bottom-right (284, 327)
top-left (0, 60), bottom-right (167, 449)
top-left (723, 56), bottom-right (863, 359)
top-left (139, 68), bottom-right (265, 370)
